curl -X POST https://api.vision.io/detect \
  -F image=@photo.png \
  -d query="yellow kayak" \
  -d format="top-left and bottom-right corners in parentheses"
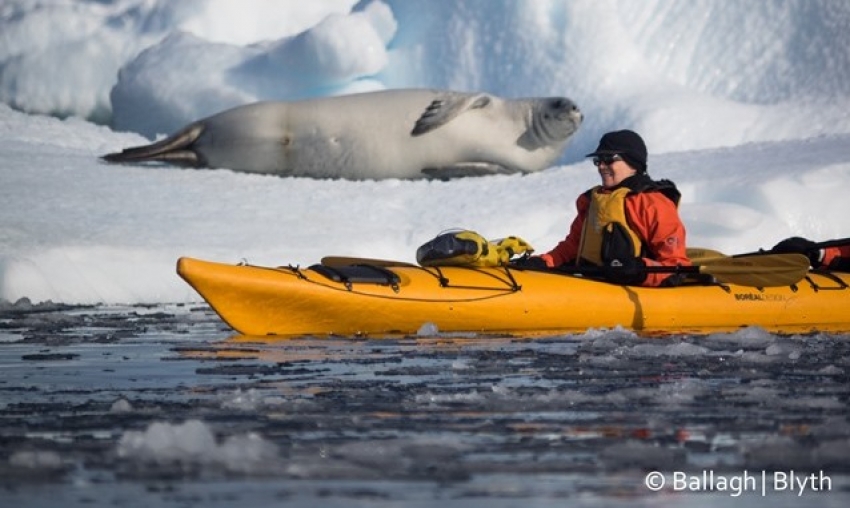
top-left (177, 256), bottom-right (850, 337)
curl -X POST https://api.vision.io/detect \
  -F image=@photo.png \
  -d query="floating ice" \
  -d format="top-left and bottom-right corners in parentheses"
top-left (417, 322), bottom-right (440, 337)
top-left (116, 419), bottom-right (278, 473)
top-left (9, 450), bottom-right (64, 471)
top-left (109, 398), bottom-right (133, 413)
top-left (818, 365), bottom-right (844, 375)
top-left (221, 388), bottom-right (265, 411)
top-left (117, 419), bottom-right (216, 463)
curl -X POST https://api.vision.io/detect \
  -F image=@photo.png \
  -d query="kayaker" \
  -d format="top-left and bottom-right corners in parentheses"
top-left (515, 129), bottom-right (691, 286)
top-left (771, 237), bottom-right (850, 271)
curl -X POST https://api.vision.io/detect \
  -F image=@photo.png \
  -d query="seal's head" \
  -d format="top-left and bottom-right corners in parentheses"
top-left (519, 97), bottom-right (582, 152)
top-left (586, 129), bottom-right (647, 173)
top-left (541, 97), bottom-right (583, 140)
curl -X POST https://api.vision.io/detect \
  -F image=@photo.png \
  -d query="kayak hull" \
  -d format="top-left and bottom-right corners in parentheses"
top-left (177, 257), bottom-right (850, 337)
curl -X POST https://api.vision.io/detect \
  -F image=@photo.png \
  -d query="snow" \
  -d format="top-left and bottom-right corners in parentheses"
top-left (2, 0), bottom-right (850, 305)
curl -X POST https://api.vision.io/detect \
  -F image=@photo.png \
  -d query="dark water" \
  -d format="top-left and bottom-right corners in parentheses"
top-left (1, 302), bottom-right (849, 507)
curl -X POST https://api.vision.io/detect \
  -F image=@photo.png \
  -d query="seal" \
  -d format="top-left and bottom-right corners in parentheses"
top-left (102, 89), bottom-right (582, 180)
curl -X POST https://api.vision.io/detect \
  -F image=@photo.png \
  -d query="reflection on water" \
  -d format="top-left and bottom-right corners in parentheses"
top-left (1, 303), bottom-right (849, 507)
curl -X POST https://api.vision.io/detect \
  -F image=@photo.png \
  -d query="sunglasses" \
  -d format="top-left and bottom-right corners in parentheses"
top-left (592, 154), bottom-right (623, 166)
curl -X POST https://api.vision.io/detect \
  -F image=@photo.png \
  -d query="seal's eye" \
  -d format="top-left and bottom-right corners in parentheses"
top-left (552, 99), bottom-right (581, 117)
top-left (551, 99), bottom-right (568, 109)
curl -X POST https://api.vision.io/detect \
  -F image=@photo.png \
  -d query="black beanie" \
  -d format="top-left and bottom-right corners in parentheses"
top-left (586, 130), bottom-right (648, 173)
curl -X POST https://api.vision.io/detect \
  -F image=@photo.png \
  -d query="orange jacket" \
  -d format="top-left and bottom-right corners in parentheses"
top-left (540, 188), bottom-right (691, 287)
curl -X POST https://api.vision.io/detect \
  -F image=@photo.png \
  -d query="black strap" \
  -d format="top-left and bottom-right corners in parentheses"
top-left (310, 264), bottom-right (400, 290)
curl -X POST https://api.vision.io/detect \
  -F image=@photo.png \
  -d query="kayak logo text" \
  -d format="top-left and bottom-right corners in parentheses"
top-left (734, 293), bottom-right (787, 302)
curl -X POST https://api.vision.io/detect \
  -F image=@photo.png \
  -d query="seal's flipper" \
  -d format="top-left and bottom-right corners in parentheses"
top-left (421, 162), bottom-right (517, 179)
top-left (101, 123), bottom-right (207, 167)
top-left (410, 94), bottom-right (492, 136)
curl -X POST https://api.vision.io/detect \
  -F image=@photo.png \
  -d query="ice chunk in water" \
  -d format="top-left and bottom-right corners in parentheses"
top-left (117, 419), bottom-right (216, 464)
top-left (110, 398), bottom-right (133, 413)
top-left (116, 419), bottom-right (278, 473)
top-left (417, 322), bottom-right (440, 336)
top-left (9, 450), bottom-right (63, 471)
